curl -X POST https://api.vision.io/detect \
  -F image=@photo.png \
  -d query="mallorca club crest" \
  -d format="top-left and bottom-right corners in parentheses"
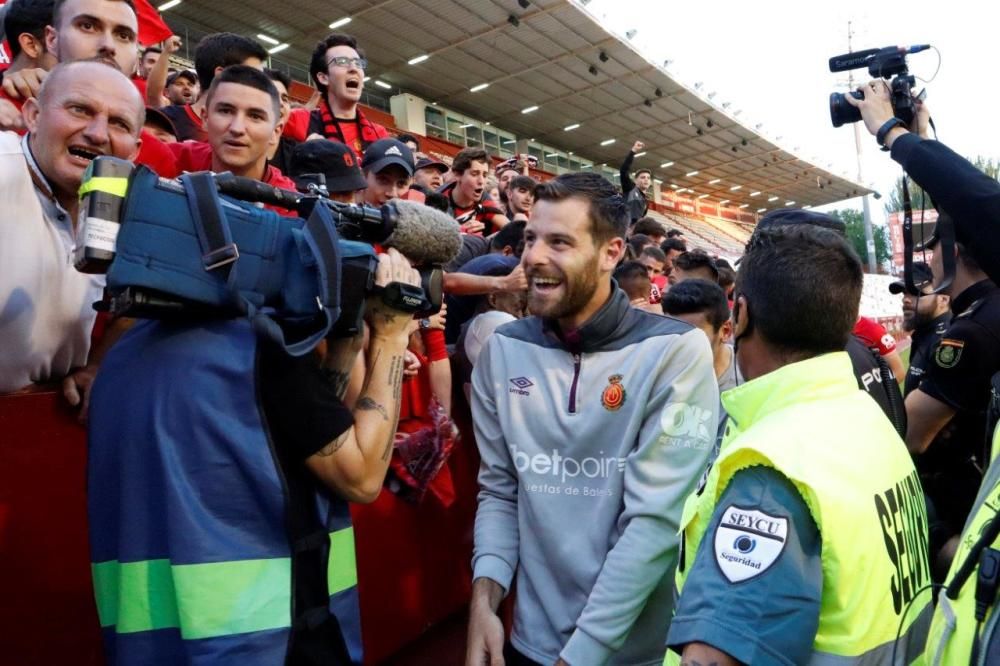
top-left (601, 374), bottom-right (626, 411)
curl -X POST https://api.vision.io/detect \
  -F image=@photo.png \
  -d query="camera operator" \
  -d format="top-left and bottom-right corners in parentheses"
top-left (850, 83), bottom-right (1000, 660)
top-left (847, 82), bottom-right (1000, 284)
top-left (0, 61), bottom-right (142, 401)
top-left (87, 247), bottom-right (422, 665)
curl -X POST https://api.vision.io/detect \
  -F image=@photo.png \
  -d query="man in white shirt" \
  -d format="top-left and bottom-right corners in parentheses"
top-left (0, 60), bottom-right (143, 395)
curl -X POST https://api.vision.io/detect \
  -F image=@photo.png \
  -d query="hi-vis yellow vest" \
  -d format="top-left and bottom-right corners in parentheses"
top-left (925, 425), bottom-right (1000, 665)
top-left (666, 353), bottom-right (932, 665)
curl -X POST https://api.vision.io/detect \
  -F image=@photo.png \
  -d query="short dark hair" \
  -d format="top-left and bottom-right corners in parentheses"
top-left (4, 0), bottom-right (54, 59)
top-left (738, 225), bottom-right (862, 355)
top-left (632, 217), bottom-right (665, 238)
top-left (628, 233), bottom-right (651, 256)
top-left (674, 250), bottom-right (720, 281)
top-left (194, 32), bottom-right (268, 91)
top-left (263, 67), bottom-right (291, 91)
top-left (206, 65), bottom-right (280, 119)
top-left (491, 220), bottom-right (526, 256)
top-left (534, 172), bottom-right (628, 244)
top-left (661, 237), bottom-right (687, 254)
top-left (717, 265), bottom-right (736, 290)
top-left (452, 147), bottom-right (490, 174)
top-left (614, 261), bottom-right (652, 300)
top-left (640, 245), bottom-right (666, 262)
top-left (510, 175), bottom-right (537, 191)
top-left (309, 33), bottom-right (364, 95)
top-left (142, 45), bottom-right (161, 56)
top-left (635, 168), bottom-right (652, 178)
top-left (666, 228), bottom-right (684, 238)
top-left (397, 133), bottom-right (419, 148)
top-left (52, 0), bottom-right (134, 28)
top-left (662, 279), bottom-right (730, 330)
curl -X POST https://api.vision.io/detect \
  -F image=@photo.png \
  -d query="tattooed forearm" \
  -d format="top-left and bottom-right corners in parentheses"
top-left (388, 354), bottom-right (404, 400)
top-left (314, 431), bottom-right (349, 457)
top-left (357, 396), bottom-right (389, 421)
top-left (360, 349), bottom-right (381, 395)
top-left (380, 436), bottom-right (394, 462)
top-left (323, 369), bottom-right (352, 400)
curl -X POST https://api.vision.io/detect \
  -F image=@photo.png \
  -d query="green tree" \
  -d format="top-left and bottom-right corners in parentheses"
top-left (885, 154), bottom-right (999, 213)
top-left (828, 208), bottom-right (891, 268)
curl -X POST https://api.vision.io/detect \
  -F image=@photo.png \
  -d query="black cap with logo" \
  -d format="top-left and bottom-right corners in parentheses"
top-left (361, 138), bottom-right (415, 176)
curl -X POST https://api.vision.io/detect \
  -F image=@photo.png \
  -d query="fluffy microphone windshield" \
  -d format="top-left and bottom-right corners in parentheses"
top-left (386, 200), bottom-right (463, 265)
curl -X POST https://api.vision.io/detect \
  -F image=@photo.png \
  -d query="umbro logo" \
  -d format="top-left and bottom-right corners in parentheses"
top-left (385, 146), bottom-right (403, 157)
top-left (509, 377), bottom-right (533, 395)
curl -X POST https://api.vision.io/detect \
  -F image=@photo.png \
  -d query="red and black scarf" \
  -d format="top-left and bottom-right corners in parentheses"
top-left (309, 98), bottom-right (383, 155)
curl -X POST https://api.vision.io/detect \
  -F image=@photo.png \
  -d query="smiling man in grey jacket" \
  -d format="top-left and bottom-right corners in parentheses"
top-left (466, 172), bottom-right (719, 666)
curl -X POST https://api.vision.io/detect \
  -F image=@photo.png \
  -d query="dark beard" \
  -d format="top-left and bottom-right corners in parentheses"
top-left (528, 253), bottom-right (601, 321)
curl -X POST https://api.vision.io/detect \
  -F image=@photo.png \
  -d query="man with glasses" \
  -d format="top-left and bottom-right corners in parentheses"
top-left (284, 33), bottom-right (388, 158)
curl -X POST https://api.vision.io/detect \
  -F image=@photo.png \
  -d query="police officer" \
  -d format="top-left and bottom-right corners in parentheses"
top-left (889, 262), bottom-right (957, 580)
top-left (846, 76), bottom-right (1000, 665)
top-left (665, 222), bottom-right (931, 665)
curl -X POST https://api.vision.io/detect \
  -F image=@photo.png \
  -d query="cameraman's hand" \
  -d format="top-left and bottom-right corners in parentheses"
top-left (912, 98), bottom-right (932, 139)
top-left (367, 248), bottom-right (422, 338)
top-left (632, 140), bottom-right (645, 153)
top-left (2, 67), bottom-right (46, 101)
top-left (845, 80), bottom-right (896, 137)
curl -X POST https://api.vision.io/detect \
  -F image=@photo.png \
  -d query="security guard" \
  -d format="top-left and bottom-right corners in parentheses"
top-left (666, 222), bottom-right (931, 665)
top-left (891, 262), bottom-right (952, 397)
top-left (926, 422), bottom-right (1000, 664)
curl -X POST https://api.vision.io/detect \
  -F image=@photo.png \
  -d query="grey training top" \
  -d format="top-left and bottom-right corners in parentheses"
top-left (472, 288), bottom-right (719, 665)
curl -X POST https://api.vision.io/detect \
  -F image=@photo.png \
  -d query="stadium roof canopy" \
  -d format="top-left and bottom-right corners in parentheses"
top-left (165, 0), bottom-right (871, 209)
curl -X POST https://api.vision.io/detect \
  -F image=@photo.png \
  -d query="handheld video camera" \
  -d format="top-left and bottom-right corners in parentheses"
top-left (828, 44), bottom-right (929, 128)
top-left (75, 157), bottom-right (458, 350)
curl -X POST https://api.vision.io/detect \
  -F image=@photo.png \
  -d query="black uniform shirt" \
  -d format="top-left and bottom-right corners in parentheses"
top-left (904, 312), bottom-right (951, 397)
top-left (920, 280), bottom-right (1000, 462)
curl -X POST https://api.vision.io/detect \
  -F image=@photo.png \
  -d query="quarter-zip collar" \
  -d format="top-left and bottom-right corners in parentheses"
top-left (541, 281), bottom-right (631, 354)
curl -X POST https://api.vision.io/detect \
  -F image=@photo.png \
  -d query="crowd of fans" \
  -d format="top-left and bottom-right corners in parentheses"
top-left (4, 0), bottom-right (1000, 664)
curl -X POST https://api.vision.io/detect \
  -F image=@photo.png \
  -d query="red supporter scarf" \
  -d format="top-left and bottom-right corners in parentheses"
top-left (317, 98), bottom-right (379, 154)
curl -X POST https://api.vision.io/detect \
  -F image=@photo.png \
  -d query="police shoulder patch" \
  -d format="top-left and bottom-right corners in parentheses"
top-left (935, 338), bottom-right (965, 369)
top-left (714, 505), bottom-right (788, 583)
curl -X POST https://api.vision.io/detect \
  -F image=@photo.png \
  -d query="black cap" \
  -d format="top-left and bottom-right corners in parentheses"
top-left (166, 69), bottom-right (198, 86)
top-left (889, 262), bottom-right (934, 294)
top-left (144, 107), bottom-right (177, 138)
top-left (290, 140), bottom-right (367, 194)
top-left (414, 156), bottom-right (449, 173)
top-left (361, 138), bottom-right (414, 176)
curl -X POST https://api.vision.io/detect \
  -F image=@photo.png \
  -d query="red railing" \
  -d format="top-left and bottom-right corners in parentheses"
top-left (0, 387), bottom-right (481, 664)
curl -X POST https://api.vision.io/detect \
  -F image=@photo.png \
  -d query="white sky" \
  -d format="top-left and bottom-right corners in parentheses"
top-left (587, 0), bottom-right (1000, 221)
